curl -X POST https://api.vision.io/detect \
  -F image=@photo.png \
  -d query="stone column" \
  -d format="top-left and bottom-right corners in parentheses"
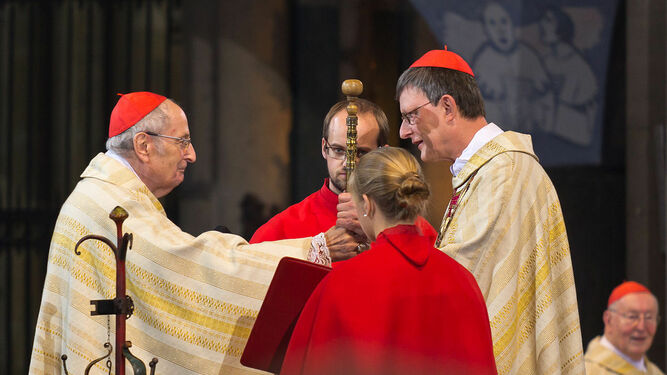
top-left (626, 0), bottom-right (666, 367)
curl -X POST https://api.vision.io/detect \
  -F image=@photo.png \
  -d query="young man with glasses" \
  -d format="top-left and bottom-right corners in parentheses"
top-left (585, 281), bottom-right (663, 374)
top-left (395, 49), bottom-right (584, 374)
top-left (251, 98), bottom-right (438, 263)
top-left (249, 99), bottom-right (389, 246)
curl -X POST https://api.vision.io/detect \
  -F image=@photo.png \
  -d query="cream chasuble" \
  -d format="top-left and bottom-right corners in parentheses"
top-left (585, 336), bottom-right (664, 375)
top-left (30, 153), bottom-right (311, 375)
top-left (437, 132), bottom-right (585, 375)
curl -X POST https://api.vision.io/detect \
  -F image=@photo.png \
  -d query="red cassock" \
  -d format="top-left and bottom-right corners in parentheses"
top-left (250, 180), bottom-right (338, 243)
top-left (280, 225), bottom-right (497, 375)
top-left (250, 179), bottom-right (437, 244)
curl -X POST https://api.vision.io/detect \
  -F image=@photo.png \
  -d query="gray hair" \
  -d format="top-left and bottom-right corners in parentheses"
top-left (396, 67), bottom-right (485, 120)
top-left (105, 100), bottom-right (170, 154)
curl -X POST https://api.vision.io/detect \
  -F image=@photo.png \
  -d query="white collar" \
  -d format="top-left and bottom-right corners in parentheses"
top-left (105, 149), bottom-right (140, 179)
top-left (600, 335), bottom-right (646, 371)
top-left (450, 123), bottom-right (503, 177)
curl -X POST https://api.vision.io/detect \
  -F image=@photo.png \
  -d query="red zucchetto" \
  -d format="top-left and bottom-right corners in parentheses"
top-left (108, 92), bottom-right (167, 137)
top-left (608, 281), bottom-right (651, 307)
top-left (409, 46), bottom-right (475, 77)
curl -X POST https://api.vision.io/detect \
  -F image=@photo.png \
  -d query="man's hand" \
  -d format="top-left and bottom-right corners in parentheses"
top-left (336, 192), bottom-right (367, 241)
top-left (324, 226), bottom-right (364, 262)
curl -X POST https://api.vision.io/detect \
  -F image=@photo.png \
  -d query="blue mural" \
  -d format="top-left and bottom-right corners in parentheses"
top-left (409, 0), bottom-right (619, 166)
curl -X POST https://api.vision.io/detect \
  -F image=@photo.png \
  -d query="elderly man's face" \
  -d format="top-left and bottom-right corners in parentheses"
top-left (146, 101), bottom-right (197, 198)
top-left (399, 87), bottom-right (454, 163)
top-left (604, 292), bottom-right (659, 361)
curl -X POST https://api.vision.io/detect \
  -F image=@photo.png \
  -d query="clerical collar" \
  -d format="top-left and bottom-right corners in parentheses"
top-left (450, 123), bottom-right (503, 177)
top-left (105, 149), bottom-right (140, 179)
top-left (600, 335), bottom-right (646, 371)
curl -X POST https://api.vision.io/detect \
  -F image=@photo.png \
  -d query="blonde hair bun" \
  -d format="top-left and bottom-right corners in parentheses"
top-left (396, 172), bottom-right (430, 209)
top-left (348, 147), bottom-right (430, 221)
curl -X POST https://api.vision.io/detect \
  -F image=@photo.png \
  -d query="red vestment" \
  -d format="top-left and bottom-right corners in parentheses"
top-left (280, 225), bottom-right (498, 375)
top-left (250, 179), bottom-right (436, 243)
top-left (250, 180), bottom-right (338, 243)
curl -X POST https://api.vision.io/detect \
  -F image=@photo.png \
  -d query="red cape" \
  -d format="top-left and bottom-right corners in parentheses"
top-left (250, 180), bottom-right (338, 243)
top-left (280, 225), bottom-right (497, 375)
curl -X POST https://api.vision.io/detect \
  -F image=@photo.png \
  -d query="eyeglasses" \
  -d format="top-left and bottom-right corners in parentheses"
top-left (400, 101), bottom-right (431, 125)
top-left (608, 309), bottom-right (661, 326)
top-left (324, 140), bottom-right (369, 160)
top-left (144, 131), bottom-right (192, 150)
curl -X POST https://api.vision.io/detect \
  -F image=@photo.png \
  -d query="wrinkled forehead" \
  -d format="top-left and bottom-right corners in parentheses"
top-left (398, 86), bottom-right (428, 109)
top-left (614, 292), bottom-right (659, 312)
top-left (164, 100), bottom-right (190, 135)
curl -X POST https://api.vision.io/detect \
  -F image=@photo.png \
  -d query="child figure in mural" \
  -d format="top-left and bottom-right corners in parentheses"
top-left (471, 2), bottom-right (555, 134)
top-left (440, 1), bottom-right (602, 148)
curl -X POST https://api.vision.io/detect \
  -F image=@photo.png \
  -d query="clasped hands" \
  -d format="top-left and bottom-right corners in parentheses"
top-left (324, 192), bottom-right (369, 262)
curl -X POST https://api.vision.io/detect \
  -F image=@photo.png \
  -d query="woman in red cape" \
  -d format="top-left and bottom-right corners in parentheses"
top-left (280, 147), bottom-right (497, 375)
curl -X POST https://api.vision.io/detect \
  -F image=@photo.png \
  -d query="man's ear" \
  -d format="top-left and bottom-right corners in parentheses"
top-left (602, 310), bottom-right (611, 326)
top-left (133, 132), bottom-right (151, 162)
top-left (321, 138), bottom-right (328, 160)
top-left (439, 94), bottom-right (458, 122)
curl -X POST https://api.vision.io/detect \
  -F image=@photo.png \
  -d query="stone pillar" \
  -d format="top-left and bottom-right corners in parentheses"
top-left (626, 0), bottom-right (666, 367)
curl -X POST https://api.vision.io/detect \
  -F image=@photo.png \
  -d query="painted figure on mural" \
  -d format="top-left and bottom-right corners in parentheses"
top-left (434, 0), bottom-right (606, 160)
top-left (538, 5), bottom-right (598, 146)
top-left (471, 2), bottom-right (555, 134)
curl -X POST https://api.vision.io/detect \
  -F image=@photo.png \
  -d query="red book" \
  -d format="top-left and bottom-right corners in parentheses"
top-left (241, 257), bottom-right (330, 373)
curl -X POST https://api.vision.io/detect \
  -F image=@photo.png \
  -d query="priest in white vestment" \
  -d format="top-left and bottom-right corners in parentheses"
top-left (30, 92), bottom-right (358, 374)
top-left (394, 49), bottom-right (585, 374)
top-left (585, 281), bottom-right (664, 375)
